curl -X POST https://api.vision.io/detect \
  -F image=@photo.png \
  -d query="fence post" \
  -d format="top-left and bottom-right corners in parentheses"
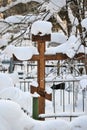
top-left (32, 93), bottom-right (39, 120)
top-left (9, 58), bottom-right (14, 73)
top-left (82, 89), bottom-right (85, 112)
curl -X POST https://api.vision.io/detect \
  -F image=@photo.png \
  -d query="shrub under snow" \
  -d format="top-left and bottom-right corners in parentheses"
top-left (0, 100), bottom-right (71, 130)
top-left (70, 115), bottom-right (87, 130)
top-left (0, 87), bottom-right (32, 114)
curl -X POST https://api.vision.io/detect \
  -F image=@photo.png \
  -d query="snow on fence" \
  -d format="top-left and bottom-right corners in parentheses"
top-left (10, 61), bottom-right (87, 116)
top-left (1, 59), bottom-right (86, 119)
top-left (45, 78), bottom-right (87, 114)
top-left (39, 112), bottom-right (85, 121)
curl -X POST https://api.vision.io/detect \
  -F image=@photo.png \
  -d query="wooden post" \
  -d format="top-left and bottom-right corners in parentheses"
top-left (32, 34), bottom-right (51, 118)
top-left (32, 96), bottom-right (39, 120)
top-left (37, 41), bottom-right (45, 115)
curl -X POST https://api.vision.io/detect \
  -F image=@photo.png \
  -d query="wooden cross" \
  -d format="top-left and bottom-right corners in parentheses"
top-left (13, 33), bottom-right (86, 117)
top-left (31, 34), bottom-right (87, 114)
top-left (30, 34), bottom-right (51, 115)
top-left (12, 34), bottom-right (69, 116)
top-left (30, 34), bottom-right (86, 116)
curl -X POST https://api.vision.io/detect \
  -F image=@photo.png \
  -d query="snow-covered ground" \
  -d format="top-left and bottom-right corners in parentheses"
top-left (0, 98), bottom-right (87, 130)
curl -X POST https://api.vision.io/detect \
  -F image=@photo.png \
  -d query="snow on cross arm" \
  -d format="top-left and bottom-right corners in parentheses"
top-left (45, 34), bottom-right (85, 58)
top-left (3, 45), bottom-right (39, 60)
top-left (51, 32), bottom-right (68, 44)
top-left (13, 46), bottom-right (38, 61)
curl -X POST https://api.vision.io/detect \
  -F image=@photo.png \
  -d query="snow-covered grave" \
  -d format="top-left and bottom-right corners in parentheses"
top-left (0, 7), bottom-right (87, 114)
top-left (0, 19), bottom-right (87, 119)
top-left (0, 72), bottom-right (32, 115)
top-left (0, 99), bottom-right (72, 130)
top-left (0, 0), bottom-right (87, 129)
top-left (0, 99), bottom-right (87, 130)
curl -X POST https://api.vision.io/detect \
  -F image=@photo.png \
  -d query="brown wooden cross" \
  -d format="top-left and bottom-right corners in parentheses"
top-left (30, 34), bottom-right (86, 116)
top-left (30, 34), bottom-right (52, 115)
top-left (13, 33), bottom-right (86, 117)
